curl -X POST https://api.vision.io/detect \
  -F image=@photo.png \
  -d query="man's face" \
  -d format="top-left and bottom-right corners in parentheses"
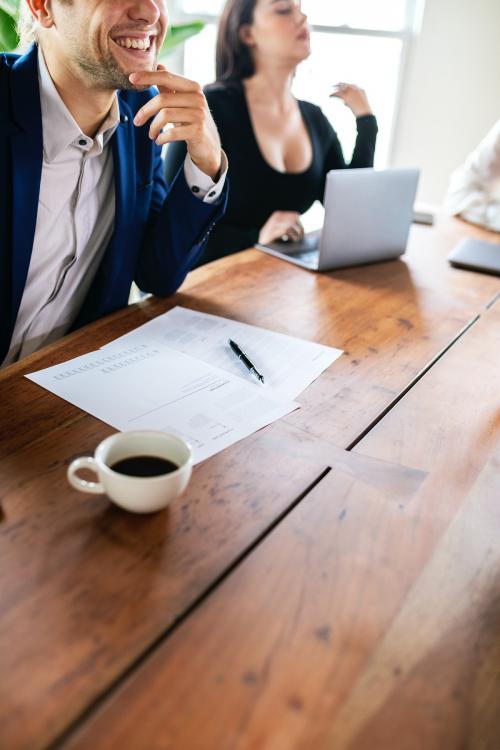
top-left (47, 0), bottom-right (168, 90)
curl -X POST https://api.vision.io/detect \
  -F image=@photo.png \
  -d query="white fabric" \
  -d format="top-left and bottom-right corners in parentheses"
top-left (4, 48), bottom-right (226, 367)
top-left (445, 119), bottom-right (500, 233)
top-left (184, 151), bottom-right (227, 203)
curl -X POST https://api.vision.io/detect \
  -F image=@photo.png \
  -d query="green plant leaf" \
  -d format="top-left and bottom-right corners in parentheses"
top-left (0, 0), bottom-right (19, 18)
top-left (0, 7), bottom-right (19, 51)
top-left (159, 21), bottom-right (204, 57)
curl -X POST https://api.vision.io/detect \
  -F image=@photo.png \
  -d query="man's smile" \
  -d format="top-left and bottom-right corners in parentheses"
top-left (114, 37), bottom-right (152, 50)
top-left (110, 31), bottom-right (160, 61)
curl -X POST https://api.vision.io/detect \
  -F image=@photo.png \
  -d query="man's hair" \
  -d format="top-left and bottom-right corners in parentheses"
top-left (17, 4), bottom-right (39, 49)
top-left (17, 0), bottom-right (72, 50)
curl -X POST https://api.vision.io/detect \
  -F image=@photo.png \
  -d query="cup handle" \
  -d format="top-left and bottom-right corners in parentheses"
top-left (67, 457), bottom-right (105, 495)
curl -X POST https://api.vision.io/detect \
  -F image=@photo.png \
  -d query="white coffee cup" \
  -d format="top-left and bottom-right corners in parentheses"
top-left (67, 430), bottom-right (192, 513)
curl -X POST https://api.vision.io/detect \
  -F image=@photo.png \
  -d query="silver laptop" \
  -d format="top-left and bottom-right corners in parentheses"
top-left (257, 167), bottom-right (420, 271)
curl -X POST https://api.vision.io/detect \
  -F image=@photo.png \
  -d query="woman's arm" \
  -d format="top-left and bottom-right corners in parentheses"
top-left (322, 114), bottom-right (378, 173)
top-left (315, 110), bottom-right (378, 203)
top-left (348, 115), bottom-right (378, 169)
top-left (324, 83), bottom-right (378, 172)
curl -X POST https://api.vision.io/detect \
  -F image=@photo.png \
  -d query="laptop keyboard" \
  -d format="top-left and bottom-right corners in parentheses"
top-left (279, 233), bottom-right (320, 268)
top-left (259, 231), bottom-right (321, 269)
top-left (288, 249), bottom-right (320, 268)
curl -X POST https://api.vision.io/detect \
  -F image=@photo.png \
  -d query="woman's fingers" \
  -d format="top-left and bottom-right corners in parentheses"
top-left (330, 82), bottom-right (372, 116)
top-left (330, 81), bottom-right (349, 98)
top-left (279, 219), bottom-right (304, 243)
top-left (287, 215), bottom-right (305, 240)
top-left (287, 224), bottom-right (303, 242)
top-left (259, 211), bottom-right (304, 244)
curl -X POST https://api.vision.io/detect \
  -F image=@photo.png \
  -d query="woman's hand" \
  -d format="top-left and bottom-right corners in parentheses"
top-left (330, 83), bottom-right (373, 118)
top-left (131, 65), bottom-right (222, 180)
top-left (258, 211), bottom-right (305, 245)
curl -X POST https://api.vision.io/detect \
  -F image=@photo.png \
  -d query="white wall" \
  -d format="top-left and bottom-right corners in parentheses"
top-left (391, 0), bottom-right (500, 205)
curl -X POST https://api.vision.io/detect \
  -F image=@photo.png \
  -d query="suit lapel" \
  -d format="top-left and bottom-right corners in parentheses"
top-left (84, 98), bottom-right (137, 305)
top-left (112, 100), bottom-right (136, 250)
top-left (9, 46), bottom-right (43, 329)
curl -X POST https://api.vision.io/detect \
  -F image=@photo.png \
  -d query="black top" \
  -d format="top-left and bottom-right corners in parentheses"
top-left (164, 80), bottom-right (378, 266)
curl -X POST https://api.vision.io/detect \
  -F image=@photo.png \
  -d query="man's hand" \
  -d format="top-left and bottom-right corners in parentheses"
top-left (130, 65), bottom-right (222, 180)
top-left (330, 83), bottom-right (373, 118)
top-left (259, 211), bottom-right (304, 245)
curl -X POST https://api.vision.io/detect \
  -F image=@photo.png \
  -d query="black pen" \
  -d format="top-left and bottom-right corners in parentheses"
top-left (228, 339), bottom-right (265, 384)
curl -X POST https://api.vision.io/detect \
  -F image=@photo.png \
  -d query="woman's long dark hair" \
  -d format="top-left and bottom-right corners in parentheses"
top-left (215, 0), bottom-right (259, 82)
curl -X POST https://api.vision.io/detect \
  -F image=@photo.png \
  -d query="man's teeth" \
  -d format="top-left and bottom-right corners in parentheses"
top-left (115, 37), bottom-right (151, 50)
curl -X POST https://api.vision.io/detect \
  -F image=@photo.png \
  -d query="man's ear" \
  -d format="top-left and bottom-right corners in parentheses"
top-left (25, 0), bottom-right (55, 30)
top-left (239, 24), bottom-right (255, 48)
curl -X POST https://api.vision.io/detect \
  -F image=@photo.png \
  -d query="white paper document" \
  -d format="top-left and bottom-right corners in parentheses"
top-left (104, 306), bottom-right (343, 400)
top-left (27, 342), bottom-right (298, 464)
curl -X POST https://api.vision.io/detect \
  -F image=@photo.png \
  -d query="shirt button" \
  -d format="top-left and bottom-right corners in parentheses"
top-left (191, 186), bottom-right (200, 194)
top-left (121, 114), bottom-right (129, 123)
top-left (208, 191), bottom-right (216, 198)
top-left (79, 139), bottom-right (87, 146)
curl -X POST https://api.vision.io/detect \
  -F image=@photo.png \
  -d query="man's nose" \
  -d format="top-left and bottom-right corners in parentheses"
top-left (128, 0), bottom-right (163, 25)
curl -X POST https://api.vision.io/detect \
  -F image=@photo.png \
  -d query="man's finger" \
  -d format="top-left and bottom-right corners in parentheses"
top-left (154, 125), bottom-right (193, 147)
top-left (148, 108), bottom-right (194, 141)
top-left (129, 68), bottom-right (201, 94)
top-left (134, 93), bottom-right (203, 126)
top-left (139, 92), bottom-right (203, 110)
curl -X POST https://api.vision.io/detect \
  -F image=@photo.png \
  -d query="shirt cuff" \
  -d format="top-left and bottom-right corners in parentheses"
top-left (183, 151), bottom-right (228, 204)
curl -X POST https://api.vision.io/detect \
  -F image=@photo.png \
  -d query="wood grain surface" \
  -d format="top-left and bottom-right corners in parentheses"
top-left (0, 419), bottom-right (333, 750)
top-left (62, 303), bottom-right (500, 750)
top-left (1, 216), bottom-right (499, 749)
top-left (2, 216), bottom-right (499, 461)
top-left (180, 215), bottom-right (500, 448)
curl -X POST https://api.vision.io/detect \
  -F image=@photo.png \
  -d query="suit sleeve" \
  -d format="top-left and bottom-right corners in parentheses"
top-left (135, 144), bottom-right (228, 296)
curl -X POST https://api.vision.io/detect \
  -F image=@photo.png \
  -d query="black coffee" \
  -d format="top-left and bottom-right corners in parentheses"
top-left (110, 455), bottom-right (179, 477)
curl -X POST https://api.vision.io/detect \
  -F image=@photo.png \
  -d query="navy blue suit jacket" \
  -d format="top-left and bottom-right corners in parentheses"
top-left (0, 45), bottom-right (227, 363)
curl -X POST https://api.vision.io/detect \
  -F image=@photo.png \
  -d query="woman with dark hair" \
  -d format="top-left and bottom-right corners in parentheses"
top-left (164, 0), bottom-right (378, 265)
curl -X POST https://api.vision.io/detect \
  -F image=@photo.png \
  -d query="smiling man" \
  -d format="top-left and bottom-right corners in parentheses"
top-left (0, 0), bottom-right (228, 366)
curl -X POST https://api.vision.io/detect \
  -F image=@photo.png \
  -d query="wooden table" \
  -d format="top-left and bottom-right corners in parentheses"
top-left (1, 216), bottom-right (500, 750)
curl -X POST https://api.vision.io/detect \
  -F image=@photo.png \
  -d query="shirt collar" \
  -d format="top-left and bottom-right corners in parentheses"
top-left (38, 47), bottom-right (120, 163)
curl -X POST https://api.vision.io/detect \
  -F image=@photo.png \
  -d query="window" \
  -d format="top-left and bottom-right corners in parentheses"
top-left (173, 0), bottom-right (423, 168)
